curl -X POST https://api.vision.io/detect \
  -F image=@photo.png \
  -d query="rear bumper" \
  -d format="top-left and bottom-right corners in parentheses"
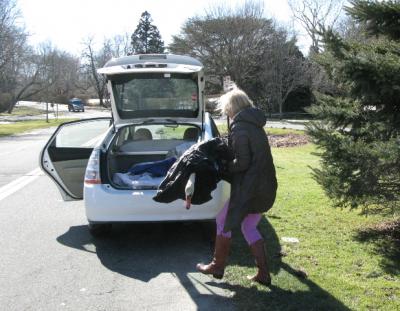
top-left (84, 182), bottom-right (230, 222)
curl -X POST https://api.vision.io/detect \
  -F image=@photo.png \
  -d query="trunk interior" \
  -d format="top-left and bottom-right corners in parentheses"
top-left (106, 138), bottom-right (196, 190)
top-left (105, 123), bottom-right (200, 189)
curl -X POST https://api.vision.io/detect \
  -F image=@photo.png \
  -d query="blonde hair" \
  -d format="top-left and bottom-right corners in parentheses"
top-left (218, 88), bottom-right (254, 117)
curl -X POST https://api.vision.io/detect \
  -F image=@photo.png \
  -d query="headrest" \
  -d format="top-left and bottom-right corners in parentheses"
top-left (134, 128), bottom-right (153, 140)
top-left (183, 128), bottom-right (199, 141)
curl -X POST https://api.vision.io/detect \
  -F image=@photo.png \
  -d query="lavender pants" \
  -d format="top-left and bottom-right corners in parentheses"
top-left (216, 200), bottom-right (262, 245)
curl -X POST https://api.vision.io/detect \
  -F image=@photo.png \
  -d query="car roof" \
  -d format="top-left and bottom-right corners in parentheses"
top-left (103, 54), bottom-right (203, 68)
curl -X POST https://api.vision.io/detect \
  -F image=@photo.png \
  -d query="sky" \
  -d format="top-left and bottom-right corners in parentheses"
top-left (17, 0), bottom-right (311, 56)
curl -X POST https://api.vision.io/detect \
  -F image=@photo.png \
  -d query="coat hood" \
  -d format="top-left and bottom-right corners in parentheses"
top-left (231, 107), bottom-right (266, 128)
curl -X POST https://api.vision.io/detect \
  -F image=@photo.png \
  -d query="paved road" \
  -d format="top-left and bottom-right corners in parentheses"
top-left (0, 128), bottom-right (234, 311)
top-left (0, 128), bottom-right (53, 188)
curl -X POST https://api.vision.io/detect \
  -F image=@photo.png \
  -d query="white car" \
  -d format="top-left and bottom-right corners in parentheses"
top-left (40, 54), bottom-right (230, 236)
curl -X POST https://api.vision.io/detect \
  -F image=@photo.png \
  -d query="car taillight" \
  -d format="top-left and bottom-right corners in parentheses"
top-left (84, 149), bottom-right (101, 184)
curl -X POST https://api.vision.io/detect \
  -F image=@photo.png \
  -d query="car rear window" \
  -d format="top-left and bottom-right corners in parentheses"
top-left (115, 124), bottom-right (200, 146)
top-left (111, 73), bottom-right (199, 119)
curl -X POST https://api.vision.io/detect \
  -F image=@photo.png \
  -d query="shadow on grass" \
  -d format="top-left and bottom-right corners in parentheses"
top-left (354, 219), bottom-right (400, 276)
top-left (217, 217), bottom-right (351, 311)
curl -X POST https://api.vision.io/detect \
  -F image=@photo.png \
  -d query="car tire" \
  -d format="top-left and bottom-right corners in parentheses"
top-left (82, 108), bottom-right (85, 112)
top-left (88, 223), bottom-right (112, 237)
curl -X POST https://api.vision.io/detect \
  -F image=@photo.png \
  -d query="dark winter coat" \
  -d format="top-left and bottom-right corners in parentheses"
top-left (223, 107), bottom-right (277, 232)
top-left (153, 137), bottom-right (231, 205)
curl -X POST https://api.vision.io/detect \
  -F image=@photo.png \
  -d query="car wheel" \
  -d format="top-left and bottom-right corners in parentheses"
top-left (82, 108), bottom-right (85, 112)
top-left (68, 107), bottom-right (71, 112)
top-left (88, 223), bottom-right (112, 237)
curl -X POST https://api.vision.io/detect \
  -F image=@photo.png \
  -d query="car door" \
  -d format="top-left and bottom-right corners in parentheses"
top-left (40, 118), bottom-right (112, 201)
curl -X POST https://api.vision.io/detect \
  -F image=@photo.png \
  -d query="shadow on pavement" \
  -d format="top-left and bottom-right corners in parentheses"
top-left (57, 222), bottom-right (232, 310)
top-left (57, 218), bottom-right (350, 310)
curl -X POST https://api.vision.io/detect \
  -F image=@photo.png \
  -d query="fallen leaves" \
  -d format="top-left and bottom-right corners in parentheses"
top-left (268, 134), bottom-right (309, 148)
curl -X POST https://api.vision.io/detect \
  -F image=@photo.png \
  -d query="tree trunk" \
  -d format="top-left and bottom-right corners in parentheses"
top-left (7, 98), bottom-right (18, 114)
top-left (99, 96), bottom-right (106, 108)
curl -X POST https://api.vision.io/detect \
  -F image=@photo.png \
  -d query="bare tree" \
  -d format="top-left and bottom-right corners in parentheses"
top-left (111, 33), bottom-right (131, 57)
top-left (1, 42), bottom-right (67, 113)
top-left (0, 0), bottom-right (23, 71)
top-left (5, 44), bottom-right (78, 112)
top-left (81, 37), bottom-right (114, 107)
top-left (169, 0), bottom-right (310, 114)
top-left (169, 1), bottom-right (275, 99)
top-left (1, 1), bottom-right (99, 112)
top-left (28, 43), bottom-right (82, 105)
top-left (0, 0), bottom-right (29, 112)
top-left (335, 14), bottom-right (370, 42)
top-left (288, 0), bottom-right (344, 53)
top-left (260, 28), bottom-right (311, 117)
top-left (52, 52), bottom-right (81, 102)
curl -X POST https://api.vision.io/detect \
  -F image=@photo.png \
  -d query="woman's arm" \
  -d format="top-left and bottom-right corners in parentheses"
top-left (229, 130), bottom-right (251, 173)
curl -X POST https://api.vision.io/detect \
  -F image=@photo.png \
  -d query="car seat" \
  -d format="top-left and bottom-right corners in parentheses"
top-left (134, 128), bottom-right (153, 140)
top-left (183, 128), bottom-right (199, 141)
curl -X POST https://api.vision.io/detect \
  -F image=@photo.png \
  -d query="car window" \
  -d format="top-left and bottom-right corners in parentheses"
top-left (114, 127), bottom-right (131, 148)
top-left (112, 73), bottom-right (199, 119)
top-left (210, 117), bottom-right (220, 137)
top-left (118, 124), bottom-right (200, 143)
top-left (54, 119), bottom-right (110, 148)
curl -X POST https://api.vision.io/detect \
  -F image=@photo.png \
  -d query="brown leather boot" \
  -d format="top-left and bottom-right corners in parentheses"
top-left (196, 235), bottom-right (231, 279)
top-left (247, 239), bottom-right (271, 286)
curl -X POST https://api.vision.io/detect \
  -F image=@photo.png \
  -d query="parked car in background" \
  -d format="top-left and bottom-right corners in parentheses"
top-left (40, 54), bottom-right (229, 236)
top-left (68, 98), bottom-right (85, 112)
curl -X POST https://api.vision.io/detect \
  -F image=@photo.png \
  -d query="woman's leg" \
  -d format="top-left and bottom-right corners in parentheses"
top-left (216, 199), bottom-right (232, 238)
top-left (197, 199), bottom-right (231, 278)
top-left (241, 213), bottom-right (262, 245)
top-left (241, 213), bottom-right (271, 286)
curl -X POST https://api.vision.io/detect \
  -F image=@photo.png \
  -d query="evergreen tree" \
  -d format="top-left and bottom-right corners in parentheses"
top-left (131, 11), bottom-right (164, 54)
top-left (307, 0), bottom-right (400, 213)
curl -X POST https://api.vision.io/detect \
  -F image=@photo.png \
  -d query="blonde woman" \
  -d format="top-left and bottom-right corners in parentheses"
top-left (196, 89), bottom-right (277, 286)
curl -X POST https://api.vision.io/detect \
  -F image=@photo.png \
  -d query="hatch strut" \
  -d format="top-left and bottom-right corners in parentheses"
top-left (201, 91), bottom-right (205, 138)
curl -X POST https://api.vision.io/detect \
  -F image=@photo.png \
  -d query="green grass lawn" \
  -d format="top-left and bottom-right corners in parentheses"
top-left (0, 106), bottom-right (46, 116)
top-left (0, 119), bottom-right (78, 137)
top-left (217, 144), bottom-right (399, 310)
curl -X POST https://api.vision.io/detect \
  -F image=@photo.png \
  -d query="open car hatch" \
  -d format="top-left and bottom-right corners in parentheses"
top-left (98, 54), bottom-right (205, 128)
